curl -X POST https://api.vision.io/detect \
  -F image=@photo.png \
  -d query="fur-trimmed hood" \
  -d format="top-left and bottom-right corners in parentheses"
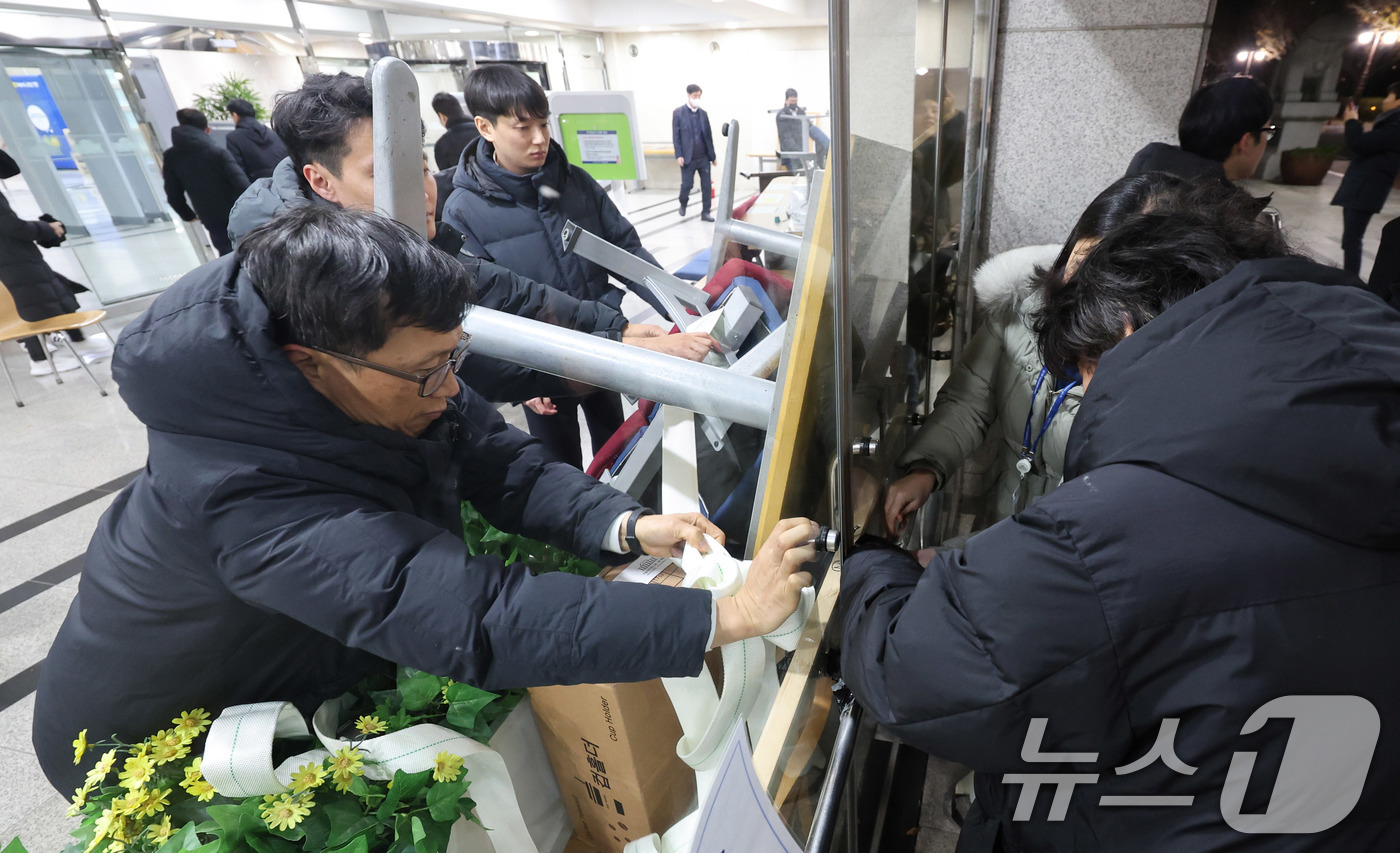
top-left (973, 244), bottom-right (1061, 315)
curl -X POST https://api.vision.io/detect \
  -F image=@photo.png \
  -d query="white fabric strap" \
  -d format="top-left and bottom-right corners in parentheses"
top-left (203, 697), bottom-right (544, 853)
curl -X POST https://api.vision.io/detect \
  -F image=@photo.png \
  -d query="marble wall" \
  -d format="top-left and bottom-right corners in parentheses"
top-left (983, 0), bottom-right (1212, 255)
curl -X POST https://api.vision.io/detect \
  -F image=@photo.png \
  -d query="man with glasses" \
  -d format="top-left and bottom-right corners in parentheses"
top-left (33, 206), bottom-right (817, 794)
top-left (1126, 76), bottom-right (1275, 182)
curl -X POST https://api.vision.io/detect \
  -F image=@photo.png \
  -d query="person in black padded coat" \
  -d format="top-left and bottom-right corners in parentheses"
top-left (0, 149), bottom-right (109, 375)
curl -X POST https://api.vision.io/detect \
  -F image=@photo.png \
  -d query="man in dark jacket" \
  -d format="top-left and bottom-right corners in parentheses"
top-left (224, 98), bottom-right (287, 180)
top-left (843, 177), bottom-right (1400, 851)
top-left (444, 65), bottom-right (707, 467)
top-left (1332, 82), bottom-right (1400, 275)
top-left (672, 83), bottom-right (716, 220)
top-left (1369, 216), bottom-right (1400, 306)
top-left (776, 88), bottom-right (828, 171)
top-left (162, 108), bottom-right (250, 255)
top-left (33, 205), bottom-right (816, 795)
top-left (1125, 77), bottom-right (1273, 181)
top-left (228, 73), bottom-right (713, 406)
top-left (432, 91), bottom-right (479, 171)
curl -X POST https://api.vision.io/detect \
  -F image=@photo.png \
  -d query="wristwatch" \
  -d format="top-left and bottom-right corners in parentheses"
top-left (625, 509), bottom-right (655, 555)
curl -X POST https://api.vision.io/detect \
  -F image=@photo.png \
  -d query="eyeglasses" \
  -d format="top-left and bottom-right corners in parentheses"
top-left (306, 335), bottom-right (470, 397)
top-left (1257, 124), bottom-right (1278, 141)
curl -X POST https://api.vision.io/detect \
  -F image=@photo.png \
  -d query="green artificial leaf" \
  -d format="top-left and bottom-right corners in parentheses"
top-left (426, 778), bottom-right (471, 823)
top-left (457, 796), bottom-right (482, 826)
top-left (152, 822), bottom-right (204, 853)
top-left (388, 709), bottom-right (414, 732)
top-left (444, 683), bottom-right (499, 731)
top-left (377, 769), bottom-right (432, 821)
top-left (410, 815), bottom-right (428, 846)
top-left (295, 800), bottom-right (331, 850)
top-left (346, 776), bottom-right (372, 798)
top-left (246, 835), bottom-right (298, 853)
top-left (326, 837), bottom-right (369, 853)
top-left (322, 799), bottom-right (377, 849)
top-left (207, 801), bottom-right (265, 847)
top-left (2, 838), bottom-right (30, 853)
top-left (397, 669), bottom-right (444, 713)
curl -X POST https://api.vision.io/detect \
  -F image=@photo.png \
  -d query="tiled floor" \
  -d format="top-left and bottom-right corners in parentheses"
top-left (0, 172), bottom-right (1387, 852)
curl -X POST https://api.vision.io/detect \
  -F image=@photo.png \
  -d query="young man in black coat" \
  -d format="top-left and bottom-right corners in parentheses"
top-left (843, 175), bottom-right (1400, 851)
top-left (33, 205), bottom-right (817, 795)
top-left (1332, 82), bottom-right (1400, 275)
top-left (431, 91), bottom-right (479, 172)
top-left (224, 98), bottom-right (288, 181)
top-left (443, 65), bottom-right (713, 468)
top-left (227, 73), bottom-right (712, 407)
top-left (672, 83), bottom-right (716, 220)
top-left (1125, 77), bottom-right (1274, 182)
top-left (162, 108), bottom-right (250, 255)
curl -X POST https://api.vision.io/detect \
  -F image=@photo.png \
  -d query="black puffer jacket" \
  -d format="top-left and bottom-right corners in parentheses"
top-left (227, 158), bottom-right (628, 402)
top-left (444, 138), bottom-right (662, 313)
top-left (0, 189), bottom-right (78, 321)
top-left (434, 116), bottom-right (479, 172)
top-left (33, 253), bottom-right (713, 794)
top-left (1332, 108), bottom-right (1400, 214)
top-left (225, 117), bottom-right (289, 181)
top-left (162, 125), bottom-right (250, 228)
top-left (1124, 142), bottom-right (1227, 180)
top-left (843, 257), bottom-right (1400, 851)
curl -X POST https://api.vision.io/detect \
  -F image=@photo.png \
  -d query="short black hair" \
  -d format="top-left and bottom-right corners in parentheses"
top-left (431, 91), bottom-right (465, 120)
top-left (686, 84), bottom-right (702, 96)
top-left (239, 205), bottom-right (475, 358)
top-left (464, 65), bottom-right (549, 124)
top-left (226, 98), bottom-right (256, 118)
top-left (1178, 77), bottom-right (1274, 162)
top-left (271, 72), bottom-right (373, 187)
top-left (175, 108), bottom-right (208, 130)
top-left (1034, 176), bottom-right (1293, 378)
top-left (785, 88), bottom-right (797, 99)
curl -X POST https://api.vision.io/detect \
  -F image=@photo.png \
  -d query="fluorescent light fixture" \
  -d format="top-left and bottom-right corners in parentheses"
top-left (638, 26), bottom-right (650, 32)
top-left (525, 30), bottom-right (540, 36)
top-left (449, 28), bottom-right (461, 33)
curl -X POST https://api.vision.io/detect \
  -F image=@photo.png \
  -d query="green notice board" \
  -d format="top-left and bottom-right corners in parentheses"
top-left (558, 112), bottom-right (637, 181)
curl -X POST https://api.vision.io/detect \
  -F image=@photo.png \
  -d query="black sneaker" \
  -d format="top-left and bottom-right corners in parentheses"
top-left (700, 213), bottom-right (714, 222)
top-left (679, 204), bottom-right (687, 217)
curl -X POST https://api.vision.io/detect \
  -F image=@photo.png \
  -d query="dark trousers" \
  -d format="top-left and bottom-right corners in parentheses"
top-left (21, 329), bottom-right (84, 362)
top-left (208, 223), bottom-right (233, 256)
top-left (523, 390), bottom-right (625, 470)
top-left (679, 160), bottom-right (712, 215)
top-left (1341, 207), bottom-right (1374, 275)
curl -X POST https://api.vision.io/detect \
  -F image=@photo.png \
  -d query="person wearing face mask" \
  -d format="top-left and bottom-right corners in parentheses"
top-left (672, 84), bottom-right (716, 221)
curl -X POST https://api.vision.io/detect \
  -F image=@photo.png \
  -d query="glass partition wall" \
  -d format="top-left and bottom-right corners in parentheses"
top-left (744, 0), bottom-right (998, 847)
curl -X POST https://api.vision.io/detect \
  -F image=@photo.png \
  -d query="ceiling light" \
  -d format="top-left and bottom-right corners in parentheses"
top-left (638, 26), bottom-right (650, 32)
top-left (525, 30), bottom-right (540, 36)
top-left (915, 66), bottom-right (929, 75)
top-left (449, 28), bottom-right (461, 33)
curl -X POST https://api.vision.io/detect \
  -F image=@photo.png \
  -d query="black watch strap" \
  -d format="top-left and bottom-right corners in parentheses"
top-left (625, 509), bottom-right (655, 555)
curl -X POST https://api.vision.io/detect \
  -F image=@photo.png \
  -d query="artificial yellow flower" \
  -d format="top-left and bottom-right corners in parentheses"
top-left (84, 808), bottom-right (118, 853)
top-left (329, 746), bottom-right (365, 792)
top-left (182, 757), bottom-right (202, 785)
top-left (72, 729), bottom-right (89, 765)
top-left (432, 751), bottom-right (464, 784)
top-left (68, 780), bottom-right (94, 816)
top-left (118, 752), bottom-right (155, 790)
top-left (289, 761), bottom-right (327, 793)
top-left (110, 792), bottom-right (142, 817)
top-left (129, 786), bottom-right (170, 819)
top-left (354, 715), bottom-right (387, 735)
top-left (260, 792), bottom-right (313, 831)
top-left (150, 737), bottom-right (190, 766)
top-left (180, 774), bottom-right (217, 802)
top-left (85, 749), bottom-right (118, 787)
top-left (146, 815), bottom-right (174, 846)
top-left (105, 842), bottom-right (126, 853)
top-left (171, 708), bottom-right (211, 739)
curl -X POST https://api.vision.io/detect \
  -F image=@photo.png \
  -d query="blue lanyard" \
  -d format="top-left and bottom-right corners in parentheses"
top-left (1020, 367), bottom-right (1078, 467)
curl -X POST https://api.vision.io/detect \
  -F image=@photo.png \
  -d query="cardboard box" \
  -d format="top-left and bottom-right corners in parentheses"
top-left (529, 676), bottom-right (695, 853)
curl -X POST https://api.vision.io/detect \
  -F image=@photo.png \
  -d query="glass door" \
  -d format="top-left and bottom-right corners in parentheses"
top-left (0, 47), bottom-right (205, 303)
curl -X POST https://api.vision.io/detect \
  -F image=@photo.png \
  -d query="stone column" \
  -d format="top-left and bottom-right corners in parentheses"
top-left (983, 0), bottom-right (1212, 255)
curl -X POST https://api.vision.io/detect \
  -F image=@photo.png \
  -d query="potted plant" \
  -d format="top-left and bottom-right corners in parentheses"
top-left (192, 75), bottom-right (267, 121)
top-left (1279, 145), bottom-right (1340, 186)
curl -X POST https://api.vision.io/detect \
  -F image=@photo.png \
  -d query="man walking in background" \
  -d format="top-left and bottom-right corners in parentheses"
top-left (672, 83), bottom-right (715, 221)
top-left (162, 108), bottom-right (250, 255)
top-left (224, 98), bottom-right (287, 181)
top-left (431, 91), bottom-right (480, 171)
top-left (1332, 83), bottom-right (1400, 276)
